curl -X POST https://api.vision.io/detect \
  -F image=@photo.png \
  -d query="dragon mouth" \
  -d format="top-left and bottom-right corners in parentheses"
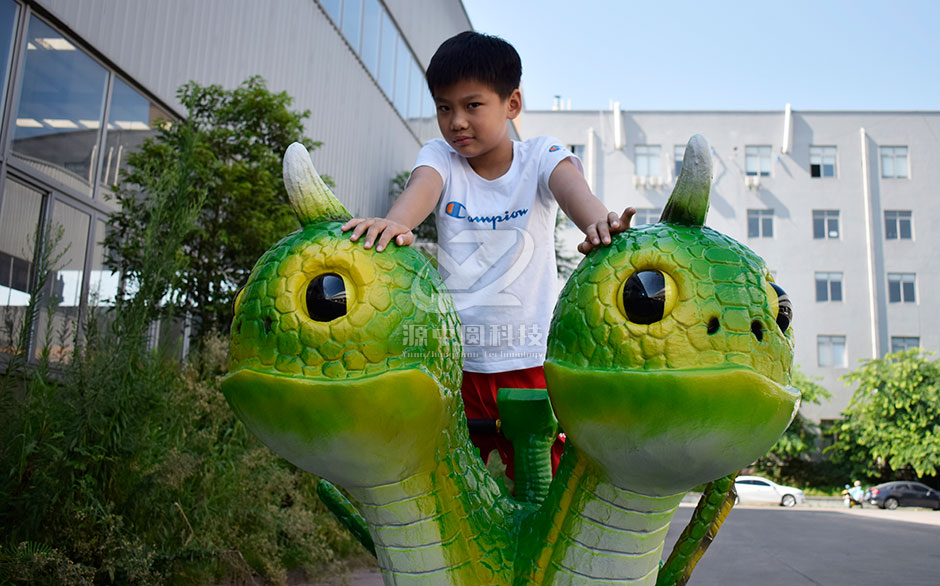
top-left (544, 361), bottom-right (801, 495)
top-left (221, 367), bottom-right (455, 487)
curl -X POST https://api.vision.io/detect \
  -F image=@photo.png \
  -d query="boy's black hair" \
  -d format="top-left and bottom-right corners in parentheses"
top-left (426, 31), bottom-right (521, 100)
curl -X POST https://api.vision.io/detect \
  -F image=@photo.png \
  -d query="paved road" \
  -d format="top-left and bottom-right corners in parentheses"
top-left (311, 504), bottom-right (940, 585)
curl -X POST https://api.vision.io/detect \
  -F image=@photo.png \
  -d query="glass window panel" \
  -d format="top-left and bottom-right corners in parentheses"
top-left (830, 279), bottom-right (842, 302)
top-left (101, 78), bottom-right (169, 190)
top-left (320, 0), bottom-right (341, 26)
top-left (12, 16), bottom-right (109, 196)
top-left (832, 337), bottom-right (846, 366)
top-left (828, 216), bottom-right (839, 237)
top-left (408, 57), bottom-right (422, 120)
top-left (762, 216), bottom-right (773, 237)
top-left (0, 0), bottom-right (18, 119)
top-left (899, 215), bottom-right (912, 239)
top-left (815, 278), bottom-right (828, 301)
top-left (377, 11), bottom-right (396, 100)
top-left (360, 0), bottom-right (381, 76)
top-left (884, 212), bottom-right (898, 239)
top-left (888, 276), bottom-right (901, 303)
top-left (902, 280), bottom-right (915, 302)
top-left (896, 148), bottom-right (908, 178)
top-left (817, 337), bottom-right (830, 367)
top-left (341, 0), bottom-right (362, 53)
top-left (0, 179), bottom-right (44, 356)
top-left (88, 219), bottom-right (118, 307)
top-left (674, 145), bottom-right (684, 177)
top-left (881, 150), bottom-right (894, 177)
top-left (393, 35), bottom-right (410, 115)
top-left (34, 201), bottom-right (90, 362)
top-left (813, 213), bottom-right (825, 238)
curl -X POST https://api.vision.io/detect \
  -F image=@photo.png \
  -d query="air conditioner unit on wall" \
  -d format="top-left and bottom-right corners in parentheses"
top-left (745, 176), bottom-right (761, 190)
top-left (633, 176), bottom-right (644, 189)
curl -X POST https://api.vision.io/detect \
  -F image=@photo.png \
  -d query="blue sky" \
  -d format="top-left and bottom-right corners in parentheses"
top-left (462, 0), bottom-right (940, 111)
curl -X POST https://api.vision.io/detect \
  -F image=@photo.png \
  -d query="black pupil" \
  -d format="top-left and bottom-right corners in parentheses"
top-left (622, 270), bottom-right (667, 324)
top-left (771, 283), bottom-right (792, 333)
top-left (306, 273), bottom-right (347, 321)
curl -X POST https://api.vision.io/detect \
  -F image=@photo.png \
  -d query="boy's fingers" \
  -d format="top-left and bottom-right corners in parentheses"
top-left (395, 231), bottom-right (415, 247)
top-left (341, 218), bottom-right (361, 232)
top-left (607, 211), bottom-right (621, 230)
top-left (363, 222), bottom-right (387, 249)
top-left (585, 224), bottom-right (600, 245)
top-left (596, 221), bottom-right (611, 244)
top-left (577, 238), bottom-right (594, 255)
top-left (620, 207), bottom-right (636, 227)
top-left (349, 219), bottom-right (373, 241)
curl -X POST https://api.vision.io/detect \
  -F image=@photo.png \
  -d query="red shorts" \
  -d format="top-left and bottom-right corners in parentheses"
top-left (461, 365), bottom-right (564, 479)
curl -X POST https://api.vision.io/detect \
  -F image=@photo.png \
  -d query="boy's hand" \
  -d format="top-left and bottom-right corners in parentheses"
top-left (341, 217), bottom-right (415, 252)
top-left (577, 207), bottom-right (636, 254)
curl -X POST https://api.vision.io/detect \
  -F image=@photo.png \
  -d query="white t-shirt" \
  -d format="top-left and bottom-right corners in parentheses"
top-left (414, 136), bottom-right (582, 373)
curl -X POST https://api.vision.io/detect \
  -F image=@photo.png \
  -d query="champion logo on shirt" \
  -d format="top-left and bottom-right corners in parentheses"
top-left (444, 201), bottom-right (529, 229)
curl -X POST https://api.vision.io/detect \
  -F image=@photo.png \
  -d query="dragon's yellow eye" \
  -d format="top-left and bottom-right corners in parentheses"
top-left (618, 269), bottom-right (677, 324)
top-left (305, 273), bottom-right (347, 322)
top-left (765, 282), bottom-right (792, 333)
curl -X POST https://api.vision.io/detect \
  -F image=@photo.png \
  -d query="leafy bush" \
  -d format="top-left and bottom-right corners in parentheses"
top-left (0, 83), bottom-right (364, 585)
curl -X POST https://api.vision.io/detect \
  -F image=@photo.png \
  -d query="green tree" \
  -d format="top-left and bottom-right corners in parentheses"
top-left (105, 76), bottom-right (319, 341)
top-left (827, 349), bottom-right (940, 479)
top-left (754, 367), bottom-right (831, 482)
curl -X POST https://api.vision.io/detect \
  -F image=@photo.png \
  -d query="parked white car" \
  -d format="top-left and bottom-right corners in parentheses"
top-left (734, 475), bottom-right (806, 507)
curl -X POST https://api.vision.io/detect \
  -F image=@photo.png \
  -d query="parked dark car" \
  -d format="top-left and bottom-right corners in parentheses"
top-left (864, 481), bottom-right (940, 510)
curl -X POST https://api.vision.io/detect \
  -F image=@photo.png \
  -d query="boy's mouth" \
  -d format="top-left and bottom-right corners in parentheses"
top-left (453, 136), bottom-right (473, 146)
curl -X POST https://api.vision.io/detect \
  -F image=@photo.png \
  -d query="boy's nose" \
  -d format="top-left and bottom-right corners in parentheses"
top-left (450, 114), bottom-right (468, 130)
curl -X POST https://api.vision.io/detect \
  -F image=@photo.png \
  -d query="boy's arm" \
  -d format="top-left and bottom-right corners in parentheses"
top-left (341, 166), bottom-right (443, 252)
top-left (549, 159), bottom-right (635, 254)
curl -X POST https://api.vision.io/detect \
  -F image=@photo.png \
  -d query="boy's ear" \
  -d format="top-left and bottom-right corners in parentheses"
top-left (506, 88), bottom-right (523, 120)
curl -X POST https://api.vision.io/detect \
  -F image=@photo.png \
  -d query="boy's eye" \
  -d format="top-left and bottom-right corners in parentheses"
top-left (436, 105), bottom-right (449, 112)
top-left (467, 102), bottom-right (481, 109)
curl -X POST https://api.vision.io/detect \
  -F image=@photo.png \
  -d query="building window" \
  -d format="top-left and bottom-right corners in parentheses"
top-left (674, 145), bottom-right (685, 177)
top-left (635, 145), bottom-right (660, 177)
top-left (815, 272), bottom-right (843, 302)
top-left (633, 208), bottom-right (662, 226)
top-left (568, 144), bottom-right (585, 159)
top-left (0, 179), bottom-right (45, 357)
top-left (880, 146), bottom-right (909, 178)
top-left (101, 77), bottom-right (170, 188)
top-left (818, 335), bottom-right (847, 367)
top-left (884, 210), bottom-right (912, 240)
top-left (12, 16), bottom-right (109, 197)
top-left (0, 0), bottom-right (18, 117)
top-left (745, 145), bottom-right (772, 177)
top-left (812, 210), bottom-right (840, 239)
top-left (809, 146), bottom-right (836, 178)
top-left (890, 336), bottom-right (920, 353)
top-left (887, 273), bottom-right (916, 303)
top-left (747, 209), bottom-right (774, 238)
top-left (322, 0), bottom-right (432, 125)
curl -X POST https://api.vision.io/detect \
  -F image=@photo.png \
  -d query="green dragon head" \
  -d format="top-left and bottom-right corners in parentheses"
top-left (222, 143), bottom-right (461, 487)
top-left (545, 135), bottom-right (800, 494)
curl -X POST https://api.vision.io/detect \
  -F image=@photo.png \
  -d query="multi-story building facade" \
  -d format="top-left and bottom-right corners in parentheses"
top-left (0, 0), bottom-right (469, 362)
top-left (520, 107), bottom-right (940, 422)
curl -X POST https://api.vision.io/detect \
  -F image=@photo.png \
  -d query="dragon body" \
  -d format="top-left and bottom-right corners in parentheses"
top-left (222, 136), bottom-right (799, 584)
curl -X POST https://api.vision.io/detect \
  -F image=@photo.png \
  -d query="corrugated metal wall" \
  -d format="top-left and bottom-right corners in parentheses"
top-left (35, 0), bottom-right (470, 217)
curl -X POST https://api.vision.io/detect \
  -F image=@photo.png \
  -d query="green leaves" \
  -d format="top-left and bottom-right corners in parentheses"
top-left (830, 349), bottom-right (940, 479)
top-left (105, 76), bottom-right (319, 341)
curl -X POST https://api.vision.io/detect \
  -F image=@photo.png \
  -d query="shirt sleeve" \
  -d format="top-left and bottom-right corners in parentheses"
top-left (412, 139), bottom-right (452, 191)
top-left (536, 136), bottom-right (584, 194)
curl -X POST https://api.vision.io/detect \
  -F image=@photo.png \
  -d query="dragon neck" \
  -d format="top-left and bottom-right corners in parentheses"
top-left (518, 446), bottom-right (686, 585)
top-left (346, 415), bottom-right (516, 584)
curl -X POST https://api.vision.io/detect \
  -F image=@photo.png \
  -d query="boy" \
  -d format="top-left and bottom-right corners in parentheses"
top-left (342, 31), bottom-right (633, 476)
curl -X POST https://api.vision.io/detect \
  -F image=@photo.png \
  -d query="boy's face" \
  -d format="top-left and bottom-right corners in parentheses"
top-left (434, 80), bottom-right (522, 164)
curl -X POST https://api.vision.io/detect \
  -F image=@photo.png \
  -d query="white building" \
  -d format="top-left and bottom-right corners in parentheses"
top-left (0, 0), bottom-right (469, 362)
top-left (520, 107), bottom-right (940, 422)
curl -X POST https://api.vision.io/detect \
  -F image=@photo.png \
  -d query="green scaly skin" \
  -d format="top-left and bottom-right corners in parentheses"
top-left (222, 138), bottom-right (800, 585)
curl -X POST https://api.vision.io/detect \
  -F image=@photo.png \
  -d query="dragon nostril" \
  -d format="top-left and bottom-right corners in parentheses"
top-left (751, 320), bottom-right (763, 342)
top-left (263, 316), bottom-right (273, 335)
top-left (707, 317), bottom-right (720, 335)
